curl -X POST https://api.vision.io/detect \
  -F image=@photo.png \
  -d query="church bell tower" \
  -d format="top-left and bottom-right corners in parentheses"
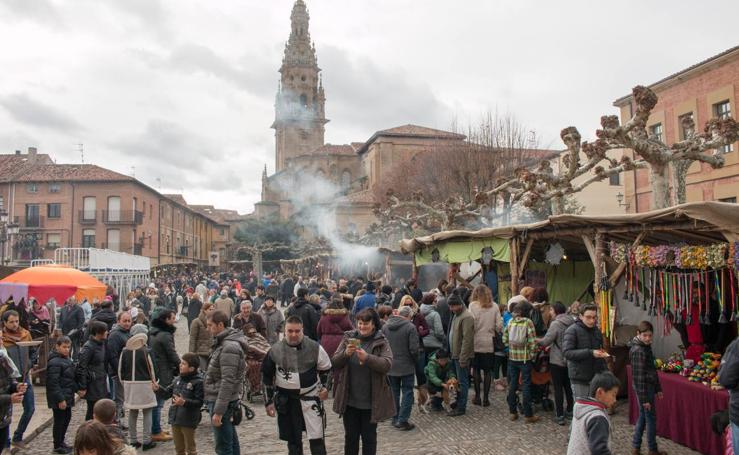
top-left (272, 0), bottom-right (328, 173)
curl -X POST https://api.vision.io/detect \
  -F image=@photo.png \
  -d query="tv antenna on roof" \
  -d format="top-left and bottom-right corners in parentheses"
top-left (76, 143), bottom-right (84, 163)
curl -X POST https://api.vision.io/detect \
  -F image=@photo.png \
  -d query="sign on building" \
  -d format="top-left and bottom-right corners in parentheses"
top-left (209, 251), bottom-right (219, 267)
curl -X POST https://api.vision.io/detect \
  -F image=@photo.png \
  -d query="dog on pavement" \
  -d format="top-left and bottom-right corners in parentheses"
top-left (418, 378), bottom-right (459, 414)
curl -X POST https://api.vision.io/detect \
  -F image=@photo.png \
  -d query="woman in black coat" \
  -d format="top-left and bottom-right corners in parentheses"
top-left (76, 320), bottom-right (109, 421)
top-left (148, 308), bottom-right (180, 439)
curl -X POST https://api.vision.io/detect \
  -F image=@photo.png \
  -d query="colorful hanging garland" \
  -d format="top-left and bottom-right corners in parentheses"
top-left (610, 241), bottom-right (730, 270)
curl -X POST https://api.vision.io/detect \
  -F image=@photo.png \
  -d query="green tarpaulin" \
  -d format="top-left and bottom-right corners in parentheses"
top-left (415, 237), bottom-right (510, 266)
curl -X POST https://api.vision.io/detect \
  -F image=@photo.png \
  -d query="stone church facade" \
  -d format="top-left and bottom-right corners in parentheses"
top-left (254, 0), bottom-right (468, 236)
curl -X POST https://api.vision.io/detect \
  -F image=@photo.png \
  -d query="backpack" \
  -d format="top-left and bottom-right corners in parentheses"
top-left (507, 319), bottom-right (529, 348)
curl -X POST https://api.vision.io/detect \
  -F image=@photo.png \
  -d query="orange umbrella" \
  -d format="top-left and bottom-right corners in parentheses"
top-left (0, 264), bottom-right (107, 305)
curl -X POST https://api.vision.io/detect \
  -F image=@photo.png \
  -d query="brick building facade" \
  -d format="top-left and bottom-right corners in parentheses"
top-left (0, 148), bottom-right (234, 268)
top-left (614, 45), bottom-right (739, 212)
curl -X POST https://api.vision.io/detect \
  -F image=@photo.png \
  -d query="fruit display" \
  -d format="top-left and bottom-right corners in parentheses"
top-left (688, 352), bottom-right (722, 387)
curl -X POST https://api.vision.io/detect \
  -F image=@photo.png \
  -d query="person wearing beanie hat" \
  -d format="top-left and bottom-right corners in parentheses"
top-left (119, 327), bottom-right (158, 450)
top-left (214, 290), bottom-right (235, 321)
top-left (447, 291), bottom-right (474, 416)
top-left (382, 303), bottom-right (418, 431)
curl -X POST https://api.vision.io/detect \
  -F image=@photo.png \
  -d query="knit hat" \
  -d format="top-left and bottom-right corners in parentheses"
top-left (448, 293), bottom-right (464, 307)
top-left (125, 333), bottom-right (148, 350)
top-left (398, 306), bottom-right (413, 318)
top-left (130, 324), bottom-right (148, 336)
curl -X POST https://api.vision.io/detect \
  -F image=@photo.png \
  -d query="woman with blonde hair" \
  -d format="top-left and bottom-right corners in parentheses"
top-left (468, 284), bottom-right (502, 406)
top-left (188, 301), bottom-right (214, 372)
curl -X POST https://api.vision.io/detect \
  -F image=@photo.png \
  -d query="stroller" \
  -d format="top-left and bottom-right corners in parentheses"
top-left (515, 346), bottom-right (554, 413)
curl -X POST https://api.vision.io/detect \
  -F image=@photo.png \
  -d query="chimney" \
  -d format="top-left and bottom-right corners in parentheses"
top-left (28, 147), bottom-right (37, 156)
top-left (14, 150), bottom-right (20, 155)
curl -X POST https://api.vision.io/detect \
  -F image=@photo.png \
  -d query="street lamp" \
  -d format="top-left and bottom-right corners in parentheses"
top-left (616, 192), bottom-right (630, 210)
top-left (0, 209), bottom-right (21, 266)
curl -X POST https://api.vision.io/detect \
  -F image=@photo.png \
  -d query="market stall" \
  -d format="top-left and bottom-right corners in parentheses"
top-left (627, 365), bottom-right (728, 455)
top-left (0, 264), bottom-right (107, 305)
top-left (401, 202), bottom-right (739, 452)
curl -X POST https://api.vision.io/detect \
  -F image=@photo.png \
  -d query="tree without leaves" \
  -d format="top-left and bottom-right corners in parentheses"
top-left (370, 111), bottom-right (547, 233)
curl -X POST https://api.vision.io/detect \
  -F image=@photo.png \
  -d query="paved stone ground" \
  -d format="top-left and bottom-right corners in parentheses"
top-left (19, 317), bottom-right (700, 455)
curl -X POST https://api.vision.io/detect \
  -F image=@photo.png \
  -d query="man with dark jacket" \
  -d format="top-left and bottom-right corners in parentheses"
top-left (280, 276), bottom-right (294, 307)
top-left (106, 311), bottom-right (132, 428)
top-left (204, 310), bottom-right (248, 455)
top-left (563, 303), bottom-right (609, 399)
top-left (91, 299), bottom-right (117, 331)
top-left (232, 301), bottom-right (267, 338)
top-left (382, 306), bottom-right (419, 431)
top-left (353, 282), bottom-right (377, 317)
top-left (60, 297), bottom-right (85, 360)
top-left (47, 336), bottom-right (77, 453)
top-left (447, 292), bottom-right (475, 416)
top-left (287, 288), bottom-right (320, 341)
top-left (149, 308), bottom-right (179, 442)
top-left (186, 293), bottom-right (202, 334)
top-left (76, 320), bottom-right (109, 421)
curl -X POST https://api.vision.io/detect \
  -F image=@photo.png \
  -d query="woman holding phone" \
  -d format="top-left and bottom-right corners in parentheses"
top-left (332, 308), bottom-right (395, 455)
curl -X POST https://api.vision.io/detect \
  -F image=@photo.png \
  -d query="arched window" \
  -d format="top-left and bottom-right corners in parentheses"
top-left (300, 94), bottom-right (308, 108)
top-left (341, 170), bottom-right (351, 190)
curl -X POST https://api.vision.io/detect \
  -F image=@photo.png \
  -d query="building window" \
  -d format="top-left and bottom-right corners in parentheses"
top-left (341, 170), bottom-right (352, 191)
top-left (219, 228), bottom-right (225, 236)
top-left (649, 123), bottom-right (663, 142)
top-left (47, 233), bottom-right (61, 249)
top-left (25, 204), bottom-right (40, 227)
top-left (82, 197), bottom-right (96, 220)
top-left (48, 182), bottom-right (61, 193)
top-left (678, 113), bottom-right (693, 140)
top-left (47, 203), bottom-right (61, 218)
top-left (0, 195), bottom-right (4, 210)
top-left (719, 197), bottom-right (737, 204)
top-left (26, 183), bottom-right (38, 193)
top-left (82, 229), bottom-right (96, 248)
top-left (714, 100), bottom-right (734, 153)
top-left (609, 173), bottom-right (620, 186)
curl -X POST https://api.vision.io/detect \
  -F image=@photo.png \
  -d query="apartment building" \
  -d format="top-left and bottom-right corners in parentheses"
top-left (613, 45), bottom-right (739, 212)
top-left (0, 148), bottom-right (237, 268)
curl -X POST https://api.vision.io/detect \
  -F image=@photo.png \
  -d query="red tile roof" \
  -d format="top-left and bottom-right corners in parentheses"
top-left (613, 45), bottom-right (739, 106)
top-left (163, 193), bottom-right (189, 206)
top-left (357, 124), bottom-right (466, 155)
top-left (308, 144), bottom-right (356, 156)
top-left (0, 153), bottom-right (54, 182)
top-left (376, 124), bottom-right (466, 139)
top-left (10, 164), bottom-right (135, 182)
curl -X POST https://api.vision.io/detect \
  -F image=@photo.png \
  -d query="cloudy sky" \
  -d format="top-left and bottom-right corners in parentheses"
top-left (1, 0), bottom-right (737, 213)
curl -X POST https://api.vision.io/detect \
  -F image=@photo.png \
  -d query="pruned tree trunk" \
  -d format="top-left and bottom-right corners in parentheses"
top-left (671, 159), bottom-right (692, 205)
top-left (650, 163), bottom-right (672, 209)
top-left (551, 196), bottom-right (566, 215)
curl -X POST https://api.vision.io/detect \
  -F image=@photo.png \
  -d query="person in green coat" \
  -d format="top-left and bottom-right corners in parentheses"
top-left (424, 350), bottom-right (456, 411)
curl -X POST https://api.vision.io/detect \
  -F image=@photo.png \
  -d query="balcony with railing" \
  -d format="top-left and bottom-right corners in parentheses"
top-left (79, 210), bottom-right (97, 224)
top-left (14, 215), bottom-right (45, 229)
top-left (102, 210), bottom-right (144, 225)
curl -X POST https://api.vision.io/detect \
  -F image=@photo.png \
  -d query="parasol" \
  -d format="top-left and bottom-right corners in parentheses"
top-left (0, 264), bottom-right (107, 306)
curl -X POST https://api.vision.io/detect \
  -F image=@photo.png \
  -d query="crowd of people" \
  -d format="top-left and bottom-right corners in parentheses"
top-left (0, 269), bottom-right (693, 455)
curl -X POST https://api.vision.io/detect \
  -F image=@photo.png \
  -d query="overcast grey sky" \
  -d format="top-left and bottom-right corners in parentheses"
top-left (1, 0), bottom-right (737, 213)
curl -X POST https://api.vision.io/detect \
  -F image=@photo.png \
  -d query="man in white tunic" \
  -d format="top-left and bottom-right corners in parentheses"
top-left (262, 315), bottom-right (331, 455)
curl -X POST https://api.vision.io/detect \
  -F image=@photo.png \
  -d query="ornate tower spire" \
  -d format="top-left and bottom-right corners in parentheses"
top-left (272, 0), bottom-right (328, 173)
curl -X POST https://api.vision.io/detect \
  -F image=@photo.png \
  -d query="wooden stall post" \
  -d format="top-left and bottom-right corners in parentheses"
top-left (510, 237), bottom-right (520, 296)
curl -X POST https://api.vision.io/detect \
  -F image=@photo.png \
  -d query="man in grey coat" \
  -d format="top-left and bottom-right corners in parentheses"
top-left (204, 310), bottom-right (249, 455)
top-left (381, 306), bottom-right (418, 431)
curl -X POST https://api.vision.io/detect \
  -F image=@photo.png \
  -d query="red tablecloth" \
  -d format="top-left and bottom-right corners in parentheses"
top-left (627, 366), bottom-right (728, 455)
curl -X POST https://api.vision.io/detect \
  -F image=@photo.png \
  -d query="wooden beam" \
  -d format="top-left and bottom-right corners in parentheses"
top-left (518, 237), bottom-right (534, 280)
top-left (527, 220), bottom-right (713, 240)
top-left (608, 231), bottom-right (646, 287)
top-left (510, 237), bottom-right (520, 295)
top-left (581, 235), bottom-right (597, 265)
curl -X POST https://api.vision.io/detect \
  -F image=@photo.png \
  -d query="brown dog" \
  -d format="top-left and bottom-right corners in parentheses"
top-left (418, 378), bottom-right (459, 414)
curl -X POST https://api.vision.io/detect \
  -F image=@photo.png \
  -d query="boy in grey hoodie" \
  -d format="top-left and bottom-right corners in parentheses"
top-left (567, 371), bottom-right (620, 455)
